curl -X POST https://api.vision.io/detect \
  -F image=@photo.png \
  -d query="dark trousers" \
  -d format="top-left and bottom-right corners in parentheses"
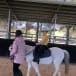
top-left (33, 45), bottom-right (48, 63)
top-left (13, 63), bottom-right (23, 76)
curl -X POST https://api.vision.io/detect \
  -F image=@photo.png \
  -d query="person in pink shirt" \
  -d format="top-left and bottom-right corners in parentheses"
top-left (9, 30), bottom-right (26, 76)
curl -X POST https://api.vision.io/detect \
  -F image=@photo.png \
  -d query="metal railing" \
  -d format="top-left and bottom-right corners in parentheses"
top-left (0, 31), bottom-right (76, 45)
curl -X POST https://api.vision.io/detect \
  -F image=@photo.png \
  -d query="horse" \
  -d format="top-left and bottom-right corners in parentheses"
top-left (25, 45), bottom-right (70, 76)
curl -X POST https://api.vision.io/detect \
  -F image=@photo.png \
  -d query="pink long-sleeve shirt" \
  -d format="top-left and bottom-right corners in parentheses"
top-left (10, 37), bottom-right (26, 64)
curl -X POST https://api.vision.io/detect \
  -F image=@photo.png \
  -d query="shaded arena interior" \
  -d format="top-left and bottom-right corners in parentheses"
top-left (0, 38), bottom-right (75, 63)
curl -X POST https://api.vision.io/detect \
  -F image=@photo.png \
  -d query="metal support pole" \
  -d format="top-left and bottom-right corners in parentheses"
top-left (35, 22), bottom-right (39, 43)
top-left (53, 24), bottom-right (55, 43)
top-left (53, 14), bottom-right (57, 43)
top-left (7, 9), bottom-right (11, 39)
top-left (49, 24), bottom-right (52, 42)
top-left (66, 25), bottom-right (70, 45)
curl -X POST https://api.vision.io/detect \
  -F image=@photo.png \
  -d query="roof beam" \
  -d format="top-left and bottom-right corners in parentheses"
top-left (8, 1), bottom-right (59, 8)
top-left (51, 5), bottom-right (61, 23)
top-left (58, 14), bottom-right (76, 17)
top-left (0, 0), bottom-right (76, 25)
top-left (5, 0), bottom-right (18, 20)
top-left (11, 6), bottom-right (76, 15)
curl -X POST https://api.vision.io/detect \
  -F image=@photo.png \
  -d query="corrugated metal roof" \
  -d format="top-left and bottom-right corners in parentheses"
top-left (0, 0), bottom-right (76, 25)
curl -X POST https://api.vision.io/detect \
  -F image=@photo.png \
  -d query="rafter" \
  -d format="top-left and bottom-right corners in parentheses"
top-left (0, 0), bottom-right (76, 25)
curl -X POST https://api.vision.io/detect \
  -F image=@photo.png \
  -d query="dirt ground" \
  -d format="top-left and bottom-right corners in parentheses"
top-left (0, 57), bottom-right (76, 76)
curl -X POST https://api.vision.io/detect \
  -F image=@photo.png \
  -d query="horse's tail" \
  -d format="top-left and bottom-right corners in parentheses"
top-left (63, 50), bottom-right (70, 74)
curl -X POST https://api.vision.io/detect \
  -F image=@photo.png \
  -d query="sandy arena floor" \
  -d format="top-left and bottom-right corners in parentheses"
top-left (0, 57), bottom-right (76, 76)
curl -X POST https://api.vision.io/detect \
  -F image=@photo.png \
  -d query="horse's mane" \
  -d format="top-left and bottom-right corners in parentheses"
top-left (25, 44), bottom-right (35, 56)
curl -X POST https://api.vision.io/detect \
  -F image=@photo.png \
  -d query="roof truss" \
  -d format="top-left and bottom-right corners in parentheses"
top-left (0, 0), bottom-right (76, 25)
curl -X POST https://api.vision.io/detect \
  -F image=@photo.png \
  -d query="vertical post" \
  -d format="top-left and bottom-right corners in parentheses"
top-left (35, 22), bottom-right (39, 43)
top-left (53, 23), bottom-right (56, 43)
top-left (49, 24), bottom-right (52, 43)
top-left (53, 14), bottom-right (57, 43)
top-left (7, 9), bottom-right (11, 39)
top-left (66, 25), bottom-right (70, 45)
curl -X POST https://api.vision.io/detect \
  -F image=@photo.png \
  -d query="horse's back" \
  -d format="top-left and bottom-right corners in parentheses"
top-left (50, 47), bottom-right (64, 56)
top-left (25, 46), bottom-right (64, 65)
top-left (50, 47), bottom-right (64, 63)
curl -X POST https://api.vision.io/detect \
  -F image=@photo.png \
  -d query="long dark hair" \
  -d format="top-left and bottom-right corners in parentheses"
top-left (15, 30), bottom-right (22, 37)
